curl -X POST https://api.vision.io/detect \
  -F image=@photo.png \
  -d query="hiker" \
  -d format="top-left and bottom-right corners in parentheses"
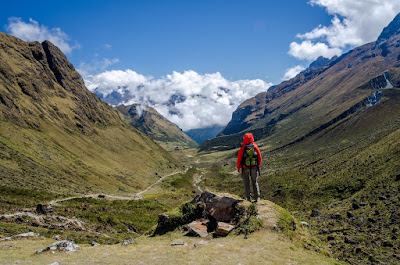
top-left (237, 133), bottom-right (262, 202)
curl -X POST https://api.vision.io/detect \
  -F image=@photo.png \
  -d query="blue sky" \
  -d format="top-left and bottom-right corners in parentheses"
top-left (1, 0), bottom-right (331, 83)
top-left (1, 0), bottom-right (400, 130)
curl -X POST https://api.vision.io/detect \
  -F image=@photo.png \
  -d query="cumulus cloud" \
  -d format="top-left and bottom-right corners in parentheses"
top-left (85, 70), bottom-right (272, 131)
top-left (5, 17), bottom-right (77, 54)
top-left (289, 0), bottom-right (400, 60)
top-left (288, 41), bottom-right (341, 61)
top-left (283, 65), bottom-right (306, 81)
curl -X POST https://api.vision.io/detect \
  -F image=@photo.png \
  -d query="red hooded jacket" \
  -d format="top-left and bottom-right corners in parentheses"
top-left (237, 133), bottom-right (262, 170)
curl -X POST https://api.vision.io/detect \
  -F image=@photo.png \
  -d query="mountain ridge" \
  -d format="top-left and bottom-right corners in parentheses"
top-left (116, 104), bottom-right (198, 148)
top-left (0, 32), bottom-right (177, 194)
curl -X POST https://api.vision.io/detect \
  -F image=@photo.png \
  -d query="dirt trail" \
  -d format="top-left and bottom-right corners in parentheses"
top-left (0, 171), bottom-right (184, 224)
top-left (48, 171), bottom-right (184, 205)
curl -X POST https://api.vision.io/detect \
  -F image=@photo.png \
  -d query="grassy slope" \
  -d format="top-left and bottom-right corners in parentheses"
top-left (117, 104), bottom-right (198, 149)
top-left (197, 88), bottom-right (400, 264)
top-left (0, 32), bottom-right (177, 195)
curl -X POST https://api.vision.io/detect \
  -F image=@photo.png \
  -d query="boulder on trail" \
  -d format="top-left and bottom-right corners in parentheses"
top-left (36, 204), bottom-right (53, 214)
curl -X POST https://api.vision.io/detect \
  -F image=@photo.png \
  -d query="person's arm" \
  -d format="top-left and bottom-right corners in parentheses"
top-left (237, 146), bottom-right (244, 172)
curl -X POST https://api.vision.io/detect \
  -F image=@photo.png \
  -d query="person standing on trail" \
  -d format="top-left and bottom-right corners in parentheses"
top-left (237, 133), bottom-right (262, 202)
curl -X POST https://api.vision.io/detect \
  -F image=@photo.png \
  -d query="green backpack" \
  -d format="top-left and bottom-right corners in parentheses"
top-left (242, 143), bottom-right (258, 167)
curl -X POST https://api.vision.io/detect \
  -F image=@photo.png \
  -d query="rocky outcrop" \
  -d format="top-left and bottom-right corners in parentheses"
top-left (153, 191), bottom-right (245, 237)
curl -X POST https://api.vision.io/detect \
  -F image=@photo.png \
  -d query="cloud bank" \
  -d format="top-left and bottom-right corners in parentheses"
top-left (289, 0), bottom-right (400, 61)
top-left (5, 17), bottom-right (77, 54)
top-left (84, 70), bottom-right (272, 131)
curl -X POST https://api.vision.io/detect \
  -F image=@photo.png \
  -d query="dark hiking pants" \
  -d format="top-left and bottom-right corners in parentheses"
top-left (241, 168), bottom-right (260, 201)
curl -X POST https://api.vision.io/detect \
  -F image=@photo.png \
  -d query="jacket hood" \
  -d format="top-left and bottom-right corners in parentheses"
top-left (243, 133), bottom-right (254, 145)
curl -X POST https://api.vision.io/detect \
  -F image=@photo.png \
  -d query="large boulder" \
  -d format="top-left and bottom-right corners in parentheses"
top-left (36, 204), bottom-right (53, 214)
top-left (191, 191), bottom-right (241, 222)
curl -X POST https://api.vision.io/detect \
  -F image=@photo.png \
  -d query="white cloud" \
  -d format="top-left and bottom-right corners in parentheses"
top-left (84, 70), bottom-right (272, 131)
top-left (289, 0), bottom-right (400, 60)
top-left (283, 65), bottom-right (306, 81)
top-left (5, 17), bottom-right (77, 54)
top-left (288, 41), bottom-right (342, 61)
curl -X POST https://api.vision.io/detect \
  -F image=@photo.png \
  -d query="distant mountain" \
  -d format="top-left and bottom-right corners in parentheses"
top-left (116, 104), bottom-right (197, 148)
top-left (185, 125), bottom-right (224, 144)
top-left (0, 32), bottom-right (176, 194)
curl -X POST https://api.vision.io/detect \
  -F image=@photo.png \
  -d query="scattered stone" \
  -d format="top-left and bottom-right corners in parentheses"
top-left (330, 213), bottom-right (341, 219)
top-left (0, 232), bottom-right (39, 242)
top-left (344, 236), bottom-right (357, 244)
top-left (392, 235), bottom-right (398, 240)
top-left (352, 202), bottom-right (360, 210)
top-left (396, 173), bottom-right (400, 181)
top-left (310, 209), bottom-right (321, 217)
top-left (98, 194), bottom-right (105, 198)
top-left (378, 196), bottom-right (387, 201)
top-left (1, 245), bottom-right (12, 248)
top-left (327, 235), bottom-right (335, 241)
top-left (383, 241), bottom-right (394, 247)
top-left (36, 240), bottom-right (79, 253)
top-left (359, 202), bottom-right (366, 207)
top-left (300, 221), bottom-right (309, 228)
top-left (36, 204), bottom-right (53, 214)
top-left (187, 220), bottom-right (208, 237)
top-left (54, 235), bottom-right (61, 241)
top-left (122, 239), bottom-right (135, 246)
top-left (273, 224), bottom-right (279, 232)
top-left (171, 242), bottom-right (187, 246)
top-left (360, 217), bottom-right (364, 224)
top-left (214, 222), bottom-right (235, 236)
top-left (346, 211), bottom-right (354, 218)
top-left (91, 241), bottom-right (100, 247)
top-left (49, 262), bottom-right (60, 265)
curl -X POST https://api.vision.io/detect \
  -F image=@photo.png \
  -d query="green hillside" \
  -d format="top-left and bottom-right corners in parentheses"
top-left (0, 32), bottom-right (177, 195)
top-left (116, 104), bottom-right (198, 149)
